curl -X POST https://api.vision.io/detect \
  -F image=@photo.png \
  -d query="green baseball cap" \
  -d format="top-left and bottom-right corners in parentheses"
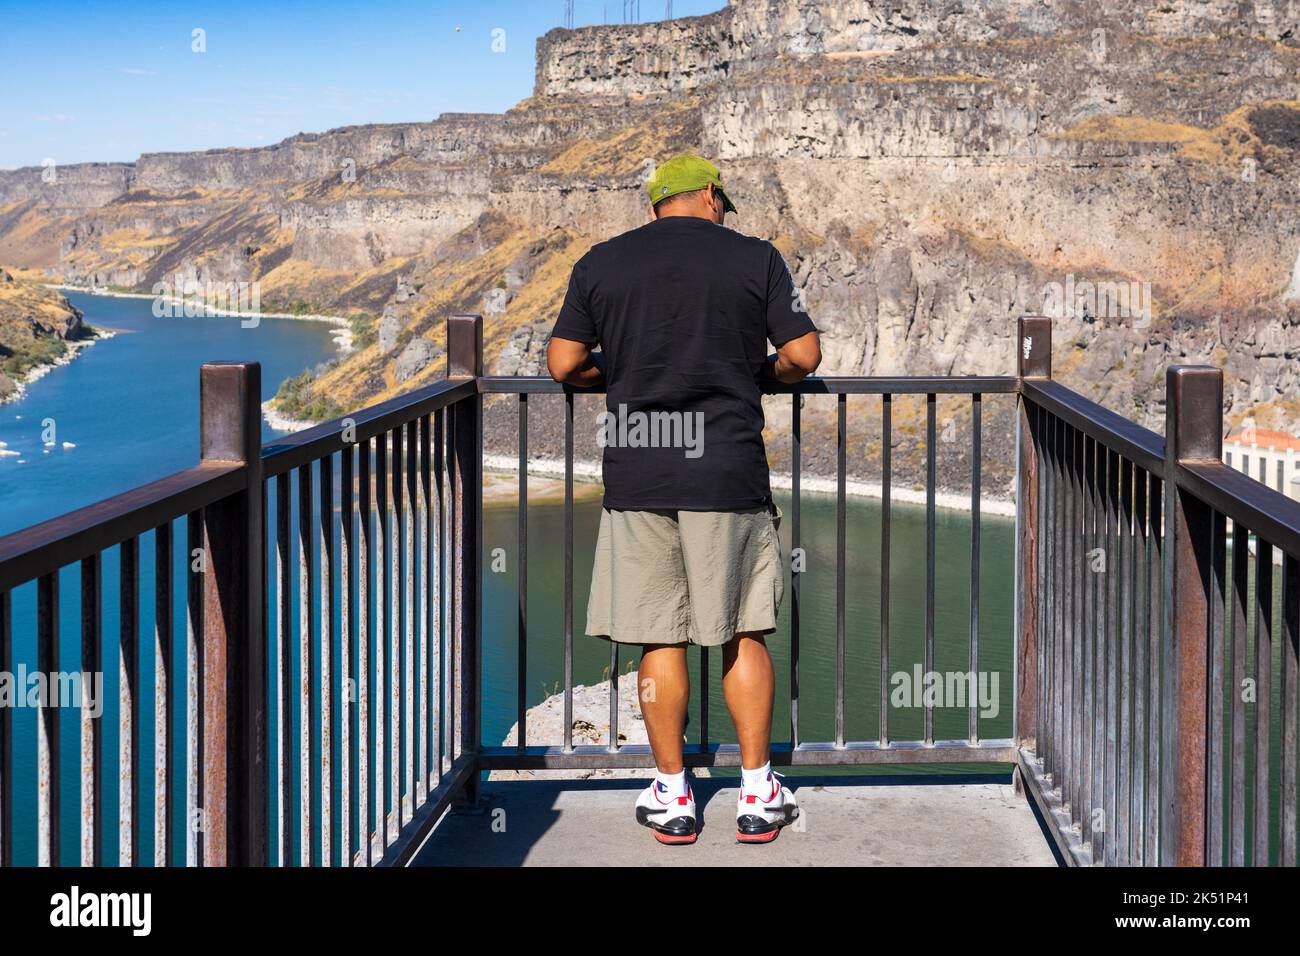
top-left (647, 155), bottom-right (737, 213)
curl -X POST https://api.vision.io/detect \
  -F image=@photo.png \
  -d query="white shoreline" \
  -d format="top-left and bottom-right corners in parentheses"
top-left (482, 452), bottom-right (1015, 517)
top-left (261, 400), bottom-right (319, 434)
top-left (49, 284), bottom-right (355, 353)
top-left (47, 283), bottom-right (356, 419)
top-left (47, 284), bottom-right (349, 326)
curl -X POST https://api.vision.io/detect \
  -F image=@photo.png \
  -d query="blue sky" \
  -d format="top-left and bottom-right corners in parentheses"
top-left (0, 0), bottom-right (726, 169)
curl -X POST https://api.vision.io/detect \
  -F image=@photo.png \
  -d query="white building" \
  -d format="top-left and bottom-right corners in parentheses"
top-left (1223, 428), bottom-right (1300, 501)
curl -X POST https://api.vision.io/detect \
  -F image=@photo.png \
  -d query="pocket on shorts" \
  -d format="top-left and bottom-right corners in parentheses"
top-left (766, 500), bottom-right (784, 537)
top-left (766, 502), bottom-right (786, 614)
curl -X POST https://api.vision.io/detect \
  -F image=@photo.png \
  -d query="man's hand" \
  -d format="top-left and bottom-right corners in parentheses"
top-left (763, 330), bottom-right (821, 384)
top-left (547, 336), bottom-right (605, 387)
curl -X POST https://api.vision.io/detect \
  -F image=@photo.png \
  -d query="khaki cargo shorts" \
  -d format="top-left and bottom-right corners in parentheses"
top-left (586, 502), bottom-right (785, 647)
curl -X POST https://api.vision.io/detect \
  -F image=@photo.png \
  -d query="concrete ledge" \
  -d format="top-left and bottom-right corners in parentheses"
top-left (411, 774), bottom-right (1061, 867)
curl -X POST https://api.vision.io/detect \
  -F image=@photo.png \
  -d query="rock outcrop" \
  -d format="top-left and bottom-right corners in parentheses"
top-left (0, 269), bottom-right (91, 400)
top-left (2, 0), bottom-right (1299, 491)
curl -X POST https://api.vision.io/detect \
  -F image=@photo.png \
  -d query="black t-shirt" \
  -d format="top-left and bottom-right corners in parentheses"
top-left (550, 216), bottom-right (817, 511)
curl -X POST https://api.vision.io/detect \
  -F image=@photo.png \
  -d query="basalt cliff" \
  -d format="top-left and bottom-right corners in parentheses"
top-left (2, 0), bottom-right (1299, 493)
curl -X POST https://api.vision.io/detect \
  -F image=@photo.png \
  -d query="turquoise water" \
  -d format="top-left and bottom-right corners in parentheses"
top-left (1, 292), bottom-right (337, 865)
top-left (0, 292), bottom-right (338, 533)
top-left (481, 494), bottom-right (1017, 756)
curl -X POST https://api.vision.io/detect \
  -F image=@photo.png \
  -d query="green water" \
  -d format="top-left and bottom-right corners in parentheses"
top-left (480, 489), bottom-right (1017, 773)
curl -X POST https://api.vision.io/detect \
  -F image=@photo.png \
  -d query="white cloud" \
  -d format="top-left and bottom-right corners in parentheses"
top-left (32, 113), bottom-right (76, 123)
top-left (119, 67), bottom-right (158, 76)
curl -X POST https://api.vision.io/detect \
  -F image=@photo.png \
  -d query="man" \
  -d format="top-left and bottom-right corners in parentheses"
top-left (547, 155), bottom-right (821, 846)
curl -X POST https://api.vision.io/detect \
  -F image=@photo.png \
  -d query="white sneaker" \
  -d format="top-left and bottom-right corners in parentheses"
top-left (634, 779), bottom-right (698, 845)
top-left (735, 769), bottom-right (799, 844)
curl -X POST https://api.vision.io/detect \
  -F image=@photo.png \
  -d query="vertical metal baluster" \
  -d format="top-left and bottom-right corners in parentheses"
top-left (1119, 460), bottom-right (1136, 865)
top-left (120, 537), bottom-right (139, 866)
top-left (275, 473), bottom-right (292, 865)
top-left (563, 394), bottom-right (574, 752)
top-left (1046, 416), bottom-right (1058, 786)
top-left (835, 393), bottom-right (846, 749)
top-left (1093, 443), bottom-right (1107, 859)
top-left (432, 410), bottom-right (445, 785)
top-left (1067, 424), bottom-right (1081, 811)
top-left (298, 463), bottom-right (316, 866)
top-left (1254, 538), bottom-right (1274, 866)
top-left (1069, 426), bottom-right (1081, 830)
top-left (1104, 448), bottom-right (1119, 865)
top-left (418, 414), bottom-right (430, 800)
top-left (969, 393), bottom-right (981, 743)
top-left (340, 443), bottom-right (354, 866)
top-left (609, 642), bottom-right (619, 753)
top-left (1131, 468), bottom-right (1148, 864)
top-left (1055, 417), bottom-right (1067, 793)
top-left (1230, 520), bottom-right (1249, 866)
top-left (1280, 553), bottom-right (1299, 866)
top-left (392, 426), bottom-right (405, 829)
top-left (0, 590), bottom-right (10, 866)
top-left (879, 394), bottom-right (891, 747)
top-left (699, 646), bottom-right (709, 750)
top-left (1208, 508), bottom-right (1227, 866)
top-left (1146, 476), bottom-right (1163, 865)
top-left (1033, 405), bottom-right (1045, 770)
top-left (403, 420), bottom-right (416, 823)
top-left (447, 407), bottom-right (456, 775)
top-left (154, 524), bottom-right (173, 866)
top-left (38, 572), bottom-right (60, 867)
top-left (186, 512), bottom-right (203, 867)
top-left (319, 454), bottom-right (334, 865)
top-left (375, 431), bottom-right (388, 846)
top-left (1080, 435), bottom-right (1094, 842)
top-left (447, 405), bottom-right (459, 765)
top-left (1089, 436), bottom-right (1103, 850)
top-left (925, 393), bottom-right (936, 746)
top-left (81, 554), bottom-right (103, 866)
top-left (1039, 414), bottom-right (1053, 780)
top-left (791, 393), bottom-right (801, 748)
top-left (517, 396), bottom-right (528, 751)
top-left (358, 438), bottom-right (372, 865)
top-left (1061, 414), bottom-right (1072, 790)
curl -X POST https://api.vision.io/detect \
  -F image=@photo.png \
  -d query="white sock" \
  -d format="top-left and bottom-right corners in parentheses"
top-left (741, 762), bottom-right (773, 796)
top-left (654, 769), bottom-right (688, 800)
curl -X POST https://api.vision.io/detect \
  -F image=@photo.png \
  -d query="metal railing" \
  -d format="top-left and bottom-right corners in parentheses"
top-left (0, 315), bottom-right (484, 867)
top-left (0, 312), bottom-right (1295, 866)
top-left (479, 372), bottom-right (1017, 771)
top-left (1015, 316), bottom-right (1300, 867)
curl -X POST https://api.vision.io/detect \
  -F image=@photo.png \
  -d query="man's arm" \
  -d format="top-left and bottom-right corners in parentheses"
top-left (763, 329), bottom-right (821, 384)
top-left (547, 336), bottom-right (606, 387)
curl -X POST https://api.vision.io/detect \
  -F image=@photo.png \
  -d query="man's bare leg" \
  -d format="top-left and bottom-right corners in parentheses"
top-left (638, 643), bottom-right (689, 773)
top-left (721, 632), bottom-right (775, 769)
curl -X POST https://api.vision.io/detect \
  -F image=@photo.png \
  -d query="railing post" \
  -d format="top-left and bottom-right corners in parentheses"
top-left (1161, 365), bottom-right (1222, 866)
top-left (200, 361), bottom-right (268, 866)
top-left (447, 315), bottom-right (483, 804)
top-left (1016, 316), bottom-right (1051, 750)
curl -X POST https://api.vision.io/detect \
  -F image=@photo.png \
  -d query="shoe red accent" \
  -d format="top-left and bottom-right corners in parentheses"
top-left (736, 828), bottom-right (780, 844)
top-left (654, 830), bottom-right (697, 845)
top-left (677, 796), bottom-right (689, 806)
